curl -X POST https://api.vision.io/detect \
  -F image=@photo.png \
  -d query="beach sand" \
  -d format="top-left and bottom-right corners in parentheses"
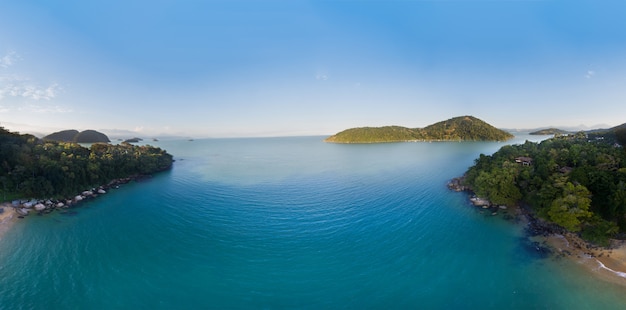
top-left (0, 202), bottom-right (18, 241)
top-left (545, 233), bottom-right (626, 287)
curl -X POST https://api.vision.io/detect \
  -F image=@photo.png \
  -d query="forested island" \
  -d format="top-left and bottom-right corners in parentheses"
top-left (457, 127), bottom-right (626, 246)
top-left (0, 126), bottom-right (173, 201)
top-left (325, 116), bottom-right (513, 143)
top-left (44, 129), bottom-right (111, 143)
top-left (529, 128), bottom-right (570, 135)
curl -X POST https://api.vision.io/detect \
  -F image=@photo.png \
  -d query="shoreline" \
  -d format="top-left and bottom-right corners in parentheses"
top-left (543, 233), bottom-right (626, 287)
top-left (0, 174), bottom-right (152, 242)
top-left (449, 177), bottom-right (626, 288)
top-left (0, 202), bottom-right (18, 241)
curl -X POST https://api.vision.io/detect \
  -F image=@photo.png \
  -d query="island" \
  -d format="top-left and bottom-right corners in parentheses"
top-left (529, 128), bottom-right (570, 135)
top-left (123, 137), bottom-right (143, 143)
top-left (44, 129), bottom-right (111, 143)
top-left (325, 116), bottom-right (513, 143)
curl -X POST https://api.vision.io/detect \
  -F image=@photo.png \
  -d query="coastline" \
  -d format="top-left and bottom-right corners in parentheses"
top-left (543, 233), bottom-right (626, 287)
top-left (449, 177), bottom-right (626, 288)
top-left (0, 202), bottom-right (18, 241)
top-left (0, 175), bottom-right (151, 243)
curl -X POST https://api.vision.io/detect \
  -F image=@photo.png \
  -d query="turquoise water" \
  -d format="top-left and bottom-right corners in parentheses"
top-left (1, 135), bottom-right (626, 309)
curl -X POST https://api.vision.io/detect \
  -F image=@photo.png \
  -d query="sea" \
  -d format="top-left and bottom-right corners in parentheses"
top-left (1, 135), bottom-right (626, 309)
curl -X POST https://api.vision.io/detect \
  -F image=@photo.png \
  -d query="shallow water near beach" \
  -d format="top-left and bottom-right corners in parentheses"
top-left (1, 135), bottom-right (626, 309)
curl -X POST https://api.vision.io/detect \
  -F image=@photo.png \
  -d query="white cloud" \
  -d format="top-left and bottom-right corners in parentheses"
top-left (315, 74), bottom-right (328, 81)
top-left (585, 70), bottom-right (595, 79)
top-left (1, 51), bottom-right (62, 101)
top-left (0, 77), bottom-right (61, 101)
top-left (0, 51), bottom-right (19, 68)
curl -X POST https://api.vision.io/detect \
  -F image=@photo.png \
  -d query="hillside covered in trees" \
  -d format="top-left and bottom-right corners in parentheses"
top-left (529, 128), bottom-right (570, 135)
top-left (325, 116), bottom-right (513, 143)
top-left (44, 129), bottom-right (111, 143)
top-left (0, 126), bottom-right (173, 200)
top-left (462, 128), bottom-right (626, 245)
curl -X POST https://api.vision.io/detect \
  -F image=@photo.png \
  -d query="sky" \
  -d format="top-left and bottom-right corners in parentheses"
top-left (1, 0), bottom-right (626, 138)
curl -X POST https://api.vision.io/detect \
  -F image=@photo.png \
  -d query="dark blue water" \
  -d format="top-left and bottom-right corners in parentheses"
top-left (1, 136), bottom-right (625, 309)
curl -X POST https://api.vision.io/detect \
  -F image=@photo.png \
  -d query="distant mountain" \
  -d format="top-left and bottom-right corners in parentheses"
top-left (123, 137), bottom-right (143, 143)
top-left (43, 130), bottom-right (80, 142)
top-left (529, 128), bottom-right (570, 135)
top-left (325, 116), bottom-right (513, 143)
top-left (44, 129), bottom-right (110, 143)
top-left (75, 130), bottom-right (110, 143)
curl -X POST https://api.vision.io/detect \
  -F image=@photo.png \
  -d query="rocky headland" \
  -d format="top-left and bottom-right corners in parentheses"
top-left (448, 176), bottom-right (626, 286)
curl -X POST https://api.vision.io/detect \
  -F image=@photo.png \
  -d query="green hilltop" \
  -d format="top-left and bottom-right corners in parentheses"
top-left (44, 129), bottom-right (111, 143)
top-left (325, 116), bottom-right (513, 143)
top-left (529, 128), bottom-right (570, 135)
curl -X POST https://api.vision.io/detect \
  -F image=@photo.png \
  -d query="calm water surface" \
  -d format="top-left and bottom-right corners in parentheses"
top-left (1, 135), bottom-right (625, 309)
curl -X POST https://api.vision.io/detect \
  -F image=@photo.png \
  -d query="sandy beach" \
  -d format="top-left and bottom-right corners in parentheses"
top-left (544, 232), bottom-right (626, 287)
top-left (0, 202), bottom-right (18, 241)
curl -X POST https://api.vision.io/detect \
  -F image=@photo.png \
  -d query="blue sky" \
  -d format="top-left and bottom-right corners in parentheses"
top-left (1, 0), bottom-right (626, 138)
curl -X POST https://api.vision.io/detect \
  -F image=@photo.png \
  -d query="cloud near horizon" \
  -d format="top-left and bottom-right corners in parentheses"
top-left (0, 78), bottom-right (61, 101)
top-left (0, 51), bottom-right (62, 102)
top-left (0, 51), bottom-right (19, 68)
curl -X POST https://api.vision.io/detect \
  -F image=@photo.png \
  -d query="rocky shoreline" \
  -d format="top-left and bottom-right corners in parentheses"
top-left (448, 176), bottom-right (611, 253)
top-left (6, 174), bottom-right (153, 219)
top-left (448, 176), bottom-right (626, 285)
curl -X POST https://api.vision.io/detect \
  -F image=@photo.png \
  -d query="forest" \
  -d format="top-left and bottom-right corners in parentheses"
top-left (325, 116), bottom-right (514, 143)
top-left (463, 130), bottom-right (626, 245)
top-left (0, 126), bottom-right (173, 200)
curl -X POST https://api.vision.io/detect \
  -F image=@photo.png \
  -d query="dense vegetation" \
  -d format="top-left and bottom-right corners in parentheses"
top-left (1, 126), bottom-right (172, 200)
top-left (44, 129), bottom-right (111, 143)
top-left (529, 128), bottom-right (570, 135)
top-left (324, 126), bottom-right (422, 143)
top-left (325, 116), bottom-right (513, 143)
top-left (463, 130), bottom-right (626, 245)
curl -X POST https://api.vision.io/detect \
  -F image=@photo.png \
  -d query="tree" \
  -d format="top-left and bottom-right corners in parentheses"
top-left (547, 182), bottom-right (592, 232)
top-left (473, 161), bottom-right (522, 206)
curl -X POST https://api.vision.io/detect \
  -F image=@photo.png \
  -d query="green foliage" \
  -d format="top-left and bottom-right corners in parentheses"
top-left (325, 126), bottom-right (422, 143)
top-left (547, 182), bottom-right (592, 232)
top-left (473, 162), bottom-right (522, 206)
top-left (0, 126), bottom-right (173, 199)
top-left (43, 129), bottom-right (110, 143)
top-left (421, 116), bottom-right (514, 141)
top-left (464, 131), bottom-right (626, 242)
top-left (581, 215), bottom-right (620, 247)
top-left (529, 128), bottom-right (570, 135)
top-left (325, 116), bottom-right (513, 143)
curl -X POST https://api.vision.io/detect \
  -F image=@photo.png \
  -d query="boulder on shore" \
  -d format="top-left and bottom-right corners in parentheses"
top-left (470, 197), bottom-right (491, 206)
top-left (16, 208), bottom-right (29, 216)
top-left (34, 203), bottom-right (46, 211)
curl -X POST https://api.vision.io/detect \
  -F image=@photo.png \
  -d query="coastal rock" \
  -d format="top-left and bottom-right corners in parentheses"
top-left (97, 189), bottom-right (106, 194)
top-left (470, 197), bottom-right (491, 206)
top-left (16, 208), bottom-right (29, 216)
top-left (74, 195), bottom-right (83, 202)
top-left (34, 203), bottom-right (46, 211)
top-left (56, 202), bottom-right (65, 208)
